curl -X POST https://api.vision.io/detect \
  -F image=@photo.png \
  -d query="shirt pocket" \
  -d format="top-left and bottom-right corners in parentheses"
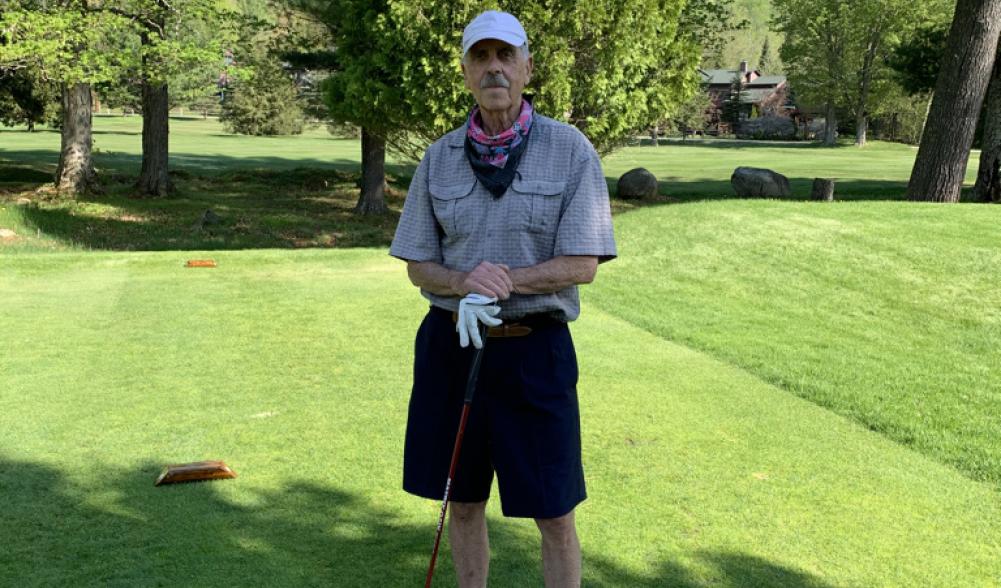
top-left (430, 180), bottom-right (476, 236)
top-left (511, 178), bottom-right (566, 234)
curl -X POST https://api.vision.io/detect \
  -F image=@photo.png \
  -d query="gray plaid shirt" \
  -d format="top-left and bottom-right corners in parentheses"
top-left (390, 115), bottom-right (617, 321)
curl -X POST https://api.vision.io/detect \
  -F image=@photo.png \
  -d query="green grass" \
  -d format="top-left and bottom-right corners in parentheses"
top-left (1, 250), bottom-right (998, 586)
top-left (603, 138), bottom-right (981, 202)
top-left (0, 115), bottom-right (367, 174)
top-left (0, 116), bottom-right (984, 254)
top-left (2, 117), bottom-right (1000, 585)
top-left (0, 117), bottom-right (412, 252)
top-left (588, 200), bottom-right (1001, 489)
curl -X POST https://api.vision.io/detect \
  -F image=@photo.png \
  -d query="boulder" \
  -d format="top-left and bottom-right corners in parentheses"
top-left (730, 167), bottom-right (791, 198)
top-left (617, 168), bottom-right (658, 200)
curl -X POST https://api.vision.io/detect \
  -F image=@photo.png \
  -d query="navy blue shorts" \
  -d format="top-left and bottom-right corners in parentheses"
top-left (403, 306), bottom-right (586, 519)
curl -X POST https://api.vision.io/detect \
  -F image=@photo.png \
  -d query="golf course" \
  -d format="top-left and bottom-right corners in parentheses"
top-left (1, 117), bottom-right (999, 586)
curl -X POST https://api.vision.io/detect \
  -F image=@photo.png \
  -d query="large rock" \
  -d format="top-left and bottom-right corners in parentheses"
top-left (616, 168), bottom-right (658, 200)
top-left (730, 167), bottom-right (791, 198)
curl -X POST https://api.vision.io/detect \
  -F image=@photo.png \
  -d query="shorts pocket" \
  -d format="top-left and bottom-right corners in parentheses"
top-left (511, 178), bottom-right (566, 234)
top-left (430, 180), bottom-right (476, 236)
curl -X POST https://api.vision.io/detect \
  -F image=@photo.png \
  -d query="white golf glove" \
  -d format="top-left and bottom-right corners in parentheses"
top-left (456, 293), bottom-right (502, 349)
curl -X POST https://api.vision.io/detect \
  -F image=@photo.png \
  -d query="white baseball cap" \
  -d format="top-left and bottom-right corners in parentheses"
top-left (462, 10), bottom-right (528, 58)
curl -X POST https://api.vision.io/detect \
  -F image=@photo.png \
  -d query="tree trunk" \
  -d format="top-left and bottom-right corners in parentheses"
top-left (138, 79), bottom-right (172, 196)
top-left (906, 0), bottom-right (1001, 202)
top-left (356, 127), bottom-right (387, 215)
top-left (823, 102), bottom-right (837, 145)
top-left (651, 124), bottom-right (659, 145)
top-left (854, 30), bottom-right (881, 148)
top-left (55, 83), bottom-right (97, 194)
top-left (974, 44), bottom-right (1001, 203)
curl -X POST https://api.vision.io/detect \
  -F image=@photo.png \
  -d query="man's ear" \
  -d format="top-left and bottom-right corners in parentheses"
top-left (461, 62), bottom-right (472, 91)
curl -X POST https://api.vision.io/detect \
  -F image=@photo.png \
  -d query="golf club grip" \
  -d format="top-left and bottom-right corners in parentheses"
top-left (425, 403), bottom-right (473, 588)
top-left (463, 323), bottom-right (489, 404)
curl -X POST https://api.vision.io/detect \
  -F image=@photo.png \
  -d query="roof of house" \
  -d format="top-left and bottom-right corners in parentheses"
top-left (698, 68), bottom-right (786, 87)
top-left (747, 75), bottom-right (786, 86)
top-left (699, 68), bottom-right (746, 85)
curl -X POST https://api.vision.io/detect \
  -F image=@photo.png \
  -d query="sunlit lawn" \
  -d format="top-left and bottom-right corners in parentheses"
top-left (1, 116), bottom-right (999, 586)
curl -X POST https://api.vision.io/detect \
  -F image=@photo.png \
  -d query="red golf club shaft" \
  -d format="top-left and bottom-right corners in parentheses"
top-left (425, 323), bottom-right (488, 587)
top-left (424, 404), bottom-right (471, 588)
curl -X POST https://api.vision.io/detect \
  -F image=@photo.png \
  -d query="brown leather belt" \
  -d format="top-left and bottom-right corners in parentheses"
top-left (438, 307), bottom-right (560, 338)
top-left (450, 312), bottom-right (532, 337)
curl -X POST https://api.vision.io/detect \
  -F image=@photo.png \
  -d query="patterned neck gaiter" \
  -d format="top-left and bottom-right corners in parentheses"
top-left (466, 99), bottom-right (534, 168)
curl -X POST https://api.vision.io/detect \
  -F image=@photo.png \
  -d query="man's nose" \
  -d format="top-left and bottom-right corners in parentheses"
top-left (486, 53), bottom-right (503, 73)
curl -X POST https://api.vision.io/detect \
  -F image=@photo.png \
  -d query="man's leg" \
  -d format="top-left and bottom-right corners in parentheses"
top-left (535, 511), bottom-right (581, 588)
top-left (449, 500), bottom-right (490, 588)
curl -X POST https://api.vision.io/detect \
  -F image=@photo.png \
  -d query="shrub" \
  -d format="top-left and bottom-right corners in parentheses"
top-left (220, 61), bottom-right (305, 136)
top-left (736, 116), bottom-right (797, 140)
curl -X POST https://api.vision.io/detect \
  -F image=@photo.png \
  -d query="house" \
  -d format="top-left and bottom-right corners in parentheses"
top-left (698, 61), bottom-right (794, 135)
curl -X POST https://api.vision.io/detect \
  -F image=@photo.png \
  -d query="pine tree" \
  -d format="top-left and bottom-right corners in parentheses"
top-left (220, 58), bottom-right (305, 136)
top-left (758, 37), bottom-right (774, 74)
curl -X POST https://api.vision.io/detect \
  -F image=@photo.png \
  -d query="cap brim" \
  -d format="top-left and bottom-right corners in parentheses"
top-left (463, 32), bottom-right (526, 57)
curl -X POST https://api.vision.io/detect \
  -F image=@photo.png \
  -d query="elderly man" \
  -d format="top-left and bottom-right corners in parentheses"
top-left (390, 10), bottom-right (616, 587)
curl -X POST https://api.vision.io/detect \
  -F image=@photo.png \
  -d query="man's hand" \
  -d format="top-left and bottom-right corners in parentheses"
top-left (453, 261), bottom-right (513, 300)
top-left (456, 294), bottom-right (503, 349)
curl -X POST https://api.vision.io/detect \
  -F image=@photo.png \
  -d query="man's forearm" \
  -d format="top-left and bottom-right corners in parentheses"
top-left (407, 256), bottom-right (597, 298)
top-left (510, 256), bottom-right (598, 295)
top-left (407, 261), bottom-right (465, 296)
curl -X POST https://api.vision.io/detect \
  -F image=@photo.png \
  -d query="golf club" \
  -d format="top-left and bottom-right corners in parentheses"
top-left (424, 322), bottom-right (489, 588)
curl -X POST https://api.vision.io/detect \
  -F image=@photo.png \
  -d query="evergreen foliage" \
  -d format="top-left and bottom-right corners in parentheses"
top-left (890, 23), bottom-right (949, 95)
top-left (0, 68), bottom-right (59, 129)
top-left (220, 58), bottom-right (305, 136)
top-left (721, 73), bottom-right (747, 126)
top-left (298, 0), bottom-right (699, 157)
top-left (757, 37), bottom-right (774, 73)
top-left (665, 87), bottom-right (713, 134)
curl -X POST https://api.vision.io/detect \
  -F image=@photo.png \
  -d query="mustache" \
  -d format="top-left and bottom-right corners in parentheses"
top-left (480, 73), bottom-right (511, 89)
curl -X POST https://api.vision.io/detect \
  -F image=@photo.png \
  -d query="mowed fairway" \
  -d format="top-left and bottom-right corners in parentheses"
top-left (2, 118), bottom-right (1000, 586)
top-left (1, 250), bottom-right (999, 586)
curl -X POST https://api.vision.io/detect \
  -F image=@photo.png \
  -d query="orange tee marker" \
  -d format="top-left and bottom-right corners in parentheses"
top-left (155, 460), bottom-right (237, 486)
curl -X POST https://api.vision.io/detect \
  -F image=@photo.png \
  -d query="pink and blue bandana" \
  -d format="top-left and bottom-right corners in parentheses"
top-left (466, 99), bottom-right (534, 168)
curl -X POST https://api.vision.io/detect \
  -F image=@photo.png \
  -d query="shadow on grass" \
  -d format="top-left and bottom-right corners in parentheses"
top-left (0, 147), bottom-right (418, 179)
top-left (4, 142), bottom-right (980, 252)
top-left (0, 165), bottom-right (53, 183)
top-left (613, 178), bottom-right (979, 207)
top-left (653, 178), bottom-right (911, 201)
top-left (634, 137), bottom-right (861, 150)
top-left (0, 456), bottom-right (836, 587)
top-left (12, 181), bottom-right (404, 250)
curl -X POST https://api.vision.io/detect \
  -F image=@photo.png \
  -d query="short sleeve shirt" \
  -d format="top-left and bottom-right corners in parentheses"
top-left (390, 115), bottom-right (617, 321)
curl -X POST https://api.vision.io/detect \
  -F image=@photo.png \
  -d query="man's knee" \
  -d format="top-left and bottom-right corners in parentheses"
top-left (535, 511), bottom-right (576, 542)
top-left (450, 500), bottom-right (488, 524)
